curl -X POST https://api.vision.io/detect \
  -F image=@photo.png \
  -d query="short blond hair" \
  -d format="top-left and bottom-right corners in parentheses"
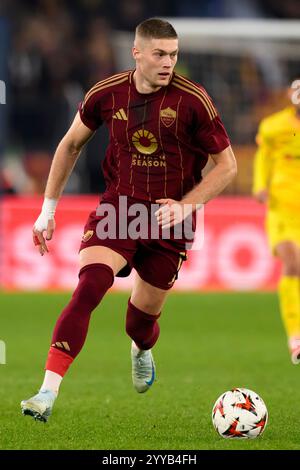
top-left (136, 18), bottom-right (177, 40)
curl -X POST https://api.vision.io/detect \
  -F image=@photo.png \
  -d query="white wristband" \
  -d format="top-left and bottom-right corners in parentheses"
top-left (34, 198), bottom-right (58, 232)
top-left (41, 197), bottom-right (58, 220)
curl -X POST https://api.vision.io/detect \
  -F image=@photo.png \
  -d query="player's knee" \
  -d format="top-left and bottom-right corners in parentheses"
top-left (136, 301), bottom-right (161, 315)
top-left (282, 260), bottom-right (299, 276)
top-left (74, 264), bottom-right (114, 310)
top-left (276, 243), bottom-right (300, 276)
top-left (130, 292), bottom-right (165, 316)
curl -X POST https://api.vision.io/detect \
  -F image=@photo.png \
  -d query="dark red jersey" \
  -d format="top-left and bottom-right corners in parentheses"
top-left (79, 70), bottom-right (230, 202)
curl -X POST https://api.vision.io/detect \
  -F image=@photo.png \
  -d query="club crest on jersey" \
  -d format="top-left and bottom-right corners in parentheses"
top-left (82, 230), bottom-right (94, 242)
top-left (160, 107), bottom-right (176, 127)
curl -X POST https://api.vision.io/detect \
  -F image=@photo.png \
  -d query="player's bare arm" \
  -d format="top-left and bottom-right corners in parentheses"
top-left (33, 112), bottom-right (94, 256)
top-left (155, 145), bottom-right (237, 228)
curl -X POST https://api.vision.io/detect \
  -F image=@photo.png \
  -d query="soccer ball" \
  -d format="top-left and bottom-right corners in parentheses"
top-left (212, 388), bottom-right (268, 439)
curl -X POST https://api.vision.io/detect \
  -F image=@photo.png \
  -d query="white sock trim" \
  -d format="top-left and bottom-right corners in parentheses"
top-left (40, 370), bottom-right (63, 395)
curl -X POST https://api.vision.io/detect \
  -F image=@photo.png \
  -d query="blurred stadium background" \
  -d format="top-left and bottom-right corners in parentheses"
top-left (1, 0), bottom-right (300, 451)
top-left (1, 0), bottom-right (300, 291)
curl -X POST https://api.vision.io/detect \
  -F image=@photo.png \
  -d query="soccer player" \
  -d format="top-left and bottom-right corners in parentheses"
top-left (253, 77), bottom-right (300, 364)
top-left (21, 18), bottom-right (236, 422)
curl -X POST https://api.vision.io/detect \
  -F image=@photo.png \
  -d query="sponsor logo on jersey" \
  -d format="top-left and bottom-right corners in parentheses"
top-left (132, 129), bottom-right (158, 155)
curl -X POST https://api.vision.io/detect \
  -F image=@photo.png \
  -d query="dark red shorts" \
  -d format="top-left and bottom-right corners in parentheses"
top-left (79, 193), bottom-right (189, 290)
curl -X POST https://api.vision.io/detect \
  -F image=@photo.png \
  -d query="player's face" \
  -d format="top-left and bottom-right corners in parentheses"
top-left (133, 37), bottom-right (178, 89)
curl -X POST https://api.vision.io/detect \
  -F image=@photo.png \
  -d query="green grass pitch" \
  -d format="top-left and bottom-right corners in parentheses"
top-left (1, 291), bottom-right (300, 450)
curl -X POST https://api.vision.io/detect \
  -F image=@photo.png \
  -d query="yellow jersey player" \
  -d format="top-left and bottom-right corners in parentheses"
top-left (253, 77), bottom-right (300, 364)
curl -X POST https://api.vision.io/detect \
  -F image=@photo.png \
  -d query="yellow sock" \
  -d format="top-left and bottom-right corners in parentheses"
top-left (278, 276), bottom-right (300, 339)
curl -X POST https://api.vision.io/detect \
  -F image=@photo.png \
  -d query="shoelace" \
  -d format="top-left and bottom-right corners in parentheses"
top-left (134, 355), bottom-right (152, 379)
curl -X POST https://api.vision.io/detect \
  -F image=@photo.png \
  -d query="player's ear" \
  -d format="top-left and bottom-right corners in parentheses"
top-left (132, 46), bottom-right (139, 60)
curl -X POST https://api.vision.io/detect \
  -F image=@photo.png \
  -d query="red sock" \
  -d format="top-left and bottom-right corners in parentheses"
top-left (125, 299), bottom-right (161, 350)
top-left (45, 347), bottom-right (74, 377)
top-left (45, 263), bottom-right (114, 376)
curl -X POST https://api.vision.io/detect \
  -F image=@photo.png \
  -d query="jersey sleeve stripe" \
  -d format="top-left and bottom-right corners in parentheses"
top-left (173, 76), bottom-right (217, 120)
top-left (83, 76), bottom-right (129, 106)
top-left (84, 71), bottom-right (129, 101)
top-left (85, 72), bottom-right (128, 101)
top-left (172, 81), bottom-right (216, 120)
top-left (174, 74), bottom-right (217, 117)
